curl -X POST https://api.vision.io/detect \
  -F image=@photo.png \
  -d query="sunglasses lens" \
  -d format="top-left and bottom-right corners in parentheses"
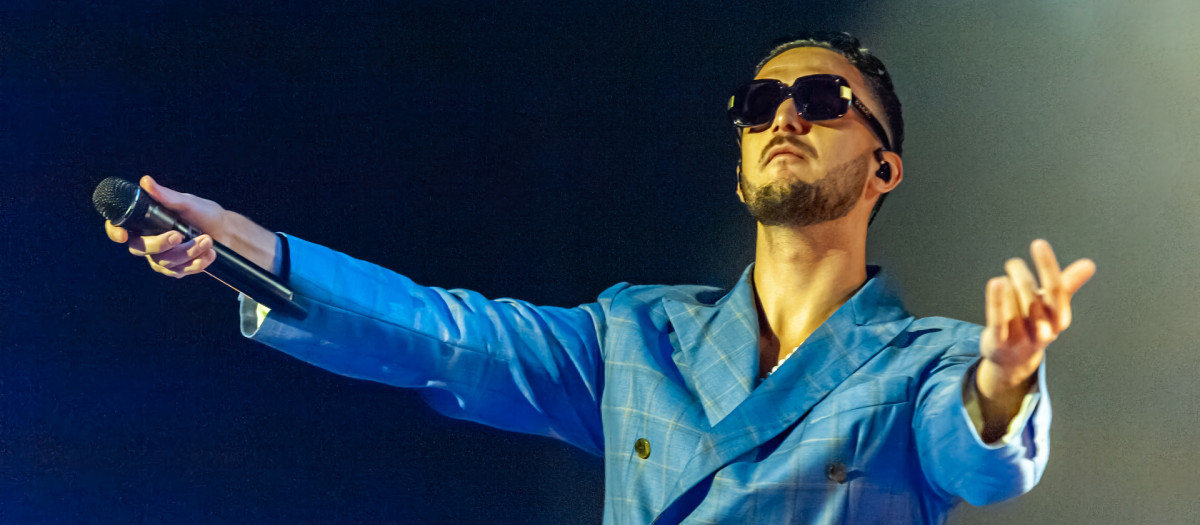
top-left (729, 76), bottom-right (852, 127)
top-left (729, 81), bottom-right (785, 127)
top-left (794, 77), bottom-right (848, 121)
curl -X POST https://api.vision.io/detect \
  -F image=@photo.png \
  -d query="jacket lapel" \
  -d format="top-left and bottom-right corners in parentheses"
top-left (662, 265), bottom-right (760, 427)
top-left (654, 266), bottom-right (915, 525)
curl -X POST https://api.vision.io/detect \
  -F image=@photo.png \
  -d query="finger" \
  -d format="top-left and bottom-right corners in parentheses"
top-left (1004, 258), bottom-right (1038, 317)
top-left (151, 235), bottom-right (212, 269)
top-left (1060, 258), bottom-right (1096, 297)
top-left (1030, 300), bottom-right (1056, 343)
top-left (168, 248), bottom-right (218, 278)
top-left (186, 248), bottom-right (218, 274)
top-left (105, 220), bottom-right (128, 243)
top-left (1030, 239), bottom-right (1063, 311)
top-left (1002, 276), bottom-right (1028, 344)
top-left (146, 255), bottom-right (179, 278)
top-left (140, 175), bottom-right (190, 211)
top-left (148, 243), bottom-right (216, 279)
top-left (127, 231), bottom-right (184, 257)
top-left (1053, 258), bottom-right (1096, 331)
top-left (985, 277), bottom-right (1006, 341)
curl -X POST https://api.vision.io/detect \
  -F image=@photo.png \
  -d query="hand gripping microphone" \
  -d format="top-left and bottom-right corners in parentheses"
top-left (93, 177), bottom-right (308, 320)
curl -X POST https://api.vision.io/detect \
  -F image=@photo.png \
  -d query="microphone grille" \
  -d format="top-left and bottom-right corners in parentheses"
top-left (92, 177), bottom-right (139, 221)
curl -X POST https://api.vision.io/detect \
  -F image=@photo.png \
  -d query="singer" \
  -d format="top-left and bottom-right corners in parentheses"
top-left (103, 32), bottom-right (1094, 524)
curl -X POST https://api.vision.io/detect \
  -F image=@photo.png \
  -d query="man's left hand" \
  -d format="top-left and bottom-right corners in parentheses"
top-left (976, 239), bottom-right (1095, 440)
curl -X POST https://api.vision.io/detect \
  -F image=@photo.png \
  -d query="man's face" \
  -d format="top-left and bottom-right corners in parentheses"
top-left (737, 47), bottom-right (889, 227)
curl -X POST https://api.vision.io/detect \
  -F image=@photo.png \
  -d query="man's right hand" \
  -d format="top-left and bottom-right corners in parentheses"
top-left (104, 175), bottom-right (226, 279)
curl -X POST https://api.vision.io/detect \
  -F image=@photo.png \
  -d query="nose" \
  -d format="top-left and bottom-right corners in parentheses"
top-left (772, 97), bottom-right (812, 135)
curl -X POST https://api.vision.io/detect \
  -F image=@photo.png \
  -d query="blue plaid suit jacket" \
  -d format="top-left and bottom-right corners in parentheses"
top-left (242, 235), bottom-right (1050, 524)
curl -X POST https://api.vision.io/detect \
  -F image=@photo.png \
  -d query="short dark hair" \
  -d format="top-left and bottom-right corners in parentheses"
top-left (754, 31), bottom-right (904, 156)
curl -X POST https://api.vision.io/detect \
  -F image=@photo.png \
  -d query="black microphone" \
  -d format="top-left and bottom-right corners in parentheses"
top-left (93, 177), bottom-right (308, 320)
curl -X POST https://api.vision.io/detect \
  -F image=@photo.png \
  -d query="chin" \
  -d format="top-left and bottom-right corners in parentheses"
top-left (763, 166), bottom-right (818, 185)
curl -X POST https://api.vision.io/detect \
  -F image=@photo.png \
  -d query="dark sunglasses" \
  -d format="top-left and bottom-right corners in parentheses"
top-left (727, 74), bottom-right (893, 151)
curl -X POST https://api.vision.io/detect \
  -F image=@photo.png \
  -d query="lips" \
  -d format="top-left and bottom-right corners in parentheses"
top-left (765, 147), bottom-right (806, 164)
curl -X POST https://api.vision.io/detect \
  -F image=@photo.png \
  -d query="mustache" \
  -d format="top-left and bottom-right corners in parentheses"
top-left (759, 136), bottom-right (818, 168)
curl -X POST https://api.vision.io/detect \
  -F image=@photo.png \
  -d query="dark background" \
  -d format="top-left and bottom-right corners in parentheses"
top-left (3, 1), bottom-right (1199, 523)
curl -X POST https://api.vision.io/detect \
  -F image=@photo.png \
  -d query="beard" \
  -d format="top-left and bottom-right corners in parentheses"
top-left (740, 153), bottom-right (870, 227)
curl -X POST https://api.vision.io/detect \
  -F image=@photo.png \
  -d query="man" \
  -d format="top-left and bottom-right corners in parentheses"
top-left (105, 32), bottom-right (1094, 523)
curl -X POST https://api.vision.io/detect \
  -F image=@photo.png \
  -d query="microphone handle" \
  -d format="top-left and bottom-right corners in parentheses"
top-left (207, 241), bottom-right (308, 320)
top-left (141, 202), bottom-right (309, 320)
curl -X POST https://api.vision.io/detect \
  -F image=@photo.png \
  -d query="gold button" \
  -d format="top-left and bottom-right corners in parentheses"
top-left (634, 438), bottom-right (651, 459)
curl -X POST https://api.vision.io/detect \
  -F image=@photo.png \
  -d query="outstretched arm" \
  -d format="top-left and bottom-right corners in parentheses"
top-left (103, 175), bottom-right (609, 454)
top-left (976, 239), bottom-right (1095, 442)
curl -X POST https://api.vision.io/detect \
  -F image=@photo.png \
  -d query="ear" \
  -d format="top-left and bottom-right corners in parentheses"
top-left (867, 150), bottom-right (903, 196)
top-left (735, 162), bottom-right (746, 203)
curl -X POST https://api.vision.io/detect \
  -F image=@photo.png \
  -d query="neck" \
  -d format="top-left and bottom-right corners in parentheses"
top-left (752, 217), bottom-right (868, 375)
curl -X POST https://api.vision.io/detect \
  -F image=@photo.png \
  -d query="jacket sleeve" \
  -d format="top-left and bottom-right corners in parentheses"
top-left (912, 336), bottom-right (1051, 506)
top-left (238, 234), bottom-right (607, 456)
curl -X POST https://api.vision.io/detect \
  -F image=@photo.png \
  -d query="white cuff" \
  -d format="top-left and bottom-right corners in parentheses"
top-left (962, 361), bottom-right (1042, 446)
top-left (238, 294), bottom-right (272, 337)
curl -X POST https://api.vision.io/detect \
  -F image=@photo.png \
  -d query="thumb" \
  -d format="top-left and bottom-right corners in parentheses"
top-left (1061, 258), bottom-right (1097, 297)
top-left (140, 175), bottom-right (189, 210)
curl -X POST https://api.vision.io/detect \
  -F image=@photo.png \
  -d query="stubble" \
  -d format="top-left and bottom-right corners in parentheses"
top-left (740, 153), bottom-right (870, 227)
